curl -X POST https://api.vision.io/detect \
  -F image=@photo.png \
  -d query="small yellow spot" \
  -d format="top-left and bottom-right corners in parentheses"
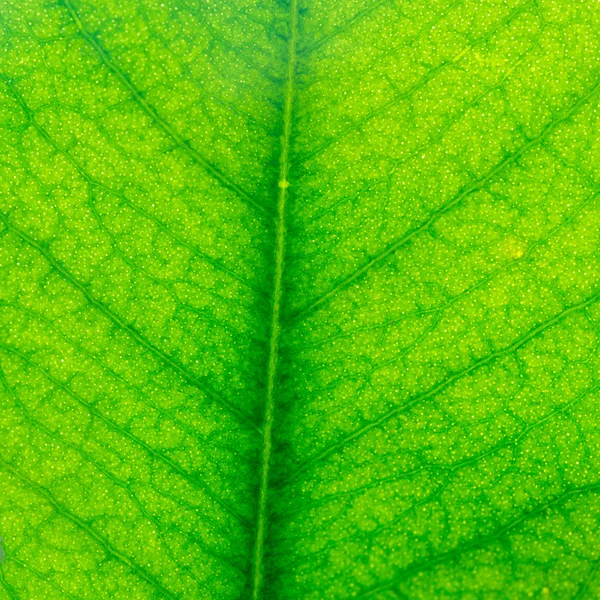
top-left (503, 237), bottom-right (526, 259)
top-left (279, 180), bottom-right (290, 189)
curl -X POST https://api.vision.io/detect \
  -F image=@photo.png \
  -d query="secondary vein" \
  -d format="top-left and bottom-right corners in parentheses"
top-left (250, 1), bottom-right (299, 597)
top-left (61, 0), bottom-right (268, 217)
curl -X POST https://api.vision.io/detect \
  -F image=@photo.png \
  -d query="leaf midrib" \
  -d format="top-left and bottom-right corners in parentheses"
top-left (250, 0), bottom-right (299, 597)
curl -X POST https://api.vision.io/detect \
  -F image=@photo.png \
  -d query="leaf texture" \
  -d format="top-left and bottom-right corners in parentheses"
top-left (2, 0), bottom-right (600, 598)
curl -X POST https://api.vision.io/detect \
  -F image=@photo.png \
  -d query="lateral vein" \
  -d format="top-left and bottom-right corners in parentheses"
top-left (61, 0), bottom-right (268, 217)
top-left (0, 214), bottom-right (258, 431)
top-left (250, 1), bottom-right (299, 598)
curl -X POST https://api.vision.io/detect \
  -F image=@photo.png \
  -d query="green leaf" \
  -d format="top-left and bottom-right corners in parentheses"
top-left (1, 0), bottom-right (600, 598)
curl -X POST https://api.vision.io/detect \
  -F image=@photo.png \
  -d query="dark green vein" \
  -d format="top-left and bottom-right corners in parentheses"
top-left (0, 298), bottom-right (238, 457)
top-left (352, 484), bottom-right (600, 598)
top-left (0, 73), bottom-right (263, 295)
top-left (284, 287), bottom-right (600, 484)
top-left (298, 0), bottom-right (393, 56)
top-left (0, 458), bottom-right (179, 600)
top-left (573, 555), bottom-right (600, 600)
top-left (0, 342), bottom-right (249, 527)
top-left (289, 73), bottom-right (600, 324)
top-left (305, 35), bottom-right (537, 226)
top-left (0, 568), bottom-right (18, 600)
top-left (299, 0), bottom-right (464, 58)
top-left (9, 557), bottom-right (78, 600)
top-left (0, 364), bottom-right (244, 579)
top-left (304, 383), bottom-right (600, 541)
top-left (249, 1), bottom-right (299, 598)
top-left (60, 0), bottom-right (268, 217)
top-left (0, 213), bottom-right (258, 430)
top-left (295, 0), bottom-right (534, 164)
top-left (173, 0), bottom-right (281, 86)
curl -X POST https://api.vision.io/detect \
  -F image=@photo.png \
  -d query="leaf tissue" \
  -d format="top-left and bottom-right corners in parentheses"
top-left (1, 0), bottom-right (600, 598)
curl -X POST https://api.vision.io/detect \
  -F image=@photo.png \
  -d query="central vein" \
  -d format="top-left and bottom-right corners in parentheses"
top-left (250, 1), bottom-right (299, 598)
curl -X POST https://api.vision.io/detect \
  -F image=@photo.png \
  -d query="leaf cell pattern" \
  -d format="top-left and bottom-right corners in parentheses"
top-left (1, 0), bottom-right (600, 599)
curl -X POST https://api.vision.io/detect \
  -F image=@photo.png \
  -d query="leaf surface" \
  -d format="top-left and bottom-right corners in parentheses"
top-left (1, 0), bottom-right (600, 598)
